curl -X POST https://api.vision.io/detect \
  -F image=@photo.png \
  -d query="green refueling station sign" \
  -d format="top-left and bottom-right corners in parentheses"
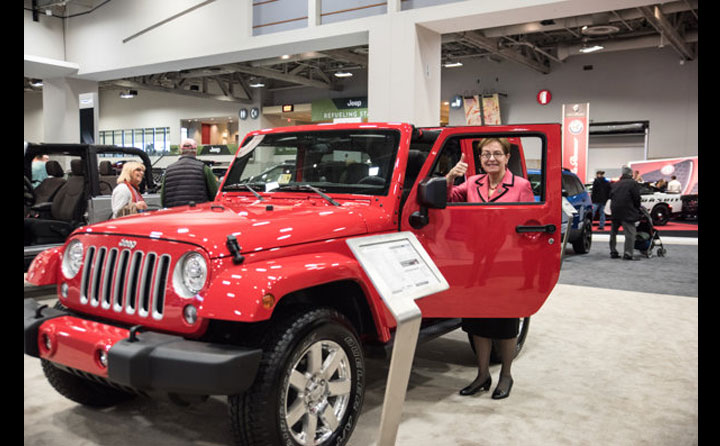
top-left (311, 97), bottom-right (368, 122)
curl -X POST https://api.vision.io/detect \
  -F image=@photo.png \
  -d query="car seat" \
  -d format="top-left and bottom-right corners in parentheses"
top-left (98, 160), bottom-right (117, 195)
top-left (24, 159), bottom-right (88, 245)
top-left (33, 160), bottom-right (66, 204)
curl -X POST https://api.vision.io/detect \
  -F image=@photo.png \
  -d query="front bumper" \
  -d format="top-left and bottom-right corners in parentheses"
top-left (24, 299), bottom-right (262, 395)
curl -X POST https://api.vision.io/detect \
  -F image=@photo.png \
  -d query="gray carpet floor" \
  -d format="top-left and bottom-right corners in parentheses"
top-left (24, 235), bottom-right (698, 445)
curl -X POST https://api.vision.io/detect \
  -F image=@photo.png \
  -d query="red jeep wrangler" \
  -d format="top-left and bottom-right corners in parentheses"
top-left (24, 122), bottom-right (561, 446)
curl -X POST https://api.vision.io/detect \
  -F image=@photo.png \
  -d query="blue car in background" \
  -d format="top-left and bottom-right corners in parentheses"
top-left (528, 168), bottom-right (594, 254)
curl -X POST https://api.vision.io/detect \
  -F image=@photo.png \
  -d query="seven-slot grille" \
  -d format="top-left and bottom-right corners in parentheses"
top-left (80, 246), bottom-right (171, 320)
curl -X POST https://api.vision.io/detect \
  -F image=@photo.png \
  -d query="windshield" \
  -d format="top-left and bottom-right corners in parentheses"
top-left (222, 129), bottom-right (400, 196)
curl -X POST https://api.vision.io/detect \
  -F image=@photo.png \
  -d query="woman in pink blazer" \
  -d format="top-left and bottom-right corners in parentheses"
top-left (445, 137), bottom-right (534, 400)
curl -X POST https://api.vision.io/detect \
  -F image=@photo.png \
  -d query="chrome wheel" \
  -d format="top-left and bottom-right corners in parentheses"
top-left (284, 340), bottom-right (352, 445)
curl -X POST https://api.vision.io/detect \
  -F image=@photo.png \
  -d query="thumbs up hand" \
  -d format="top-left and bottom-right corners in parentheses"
top-left (446, 153), bottom-right (468, 182)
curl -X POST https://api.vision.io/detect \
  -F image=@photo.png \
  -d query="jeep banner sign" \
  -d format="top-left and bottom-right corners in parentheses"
top-left (562, 103), bottom-right (590, 182)
top-left (312, 97), bottom-right (368, 122)
top-left (198, 145), bottom-right (231, 155)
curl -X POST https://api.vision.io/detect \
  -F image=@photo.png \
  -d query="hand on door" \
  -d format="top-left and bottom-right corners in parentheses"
top-left (446, 153), bottom-right (468, 183)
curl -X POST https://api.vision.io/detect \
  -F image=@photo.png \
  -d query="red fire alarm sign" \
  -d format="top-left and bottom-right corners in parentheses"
top-left (537, 90), bottom-right (552, 105)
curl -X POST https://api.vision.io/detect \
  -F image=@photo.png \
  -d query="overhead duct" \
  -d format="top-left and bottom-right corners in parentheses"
top-left (557, 30), bottom-right (697, 61)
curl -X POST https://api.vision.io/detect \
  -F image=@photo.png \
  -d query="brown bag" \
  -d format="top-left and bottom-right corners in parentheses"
top-left (116, 202), bottom-right (139, 217)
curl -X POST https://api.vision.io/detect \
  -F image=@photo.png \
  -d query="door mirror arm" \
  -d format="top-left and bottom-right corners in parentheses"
top-left (409, 177), bottom-right (447, 229)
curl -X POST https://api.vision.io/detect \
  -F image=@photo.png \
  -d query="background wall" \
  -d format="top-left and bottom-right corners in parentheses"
top-left (24, 93), bottom-right (43, 143)
top-left (443, 46), bottom-right (698, 161)
top-left (26, 45), bottom-right (695, 162)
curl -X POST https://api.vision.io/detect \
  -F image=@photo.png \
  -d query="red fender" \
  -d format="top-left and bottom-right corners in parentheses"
top-left (199, 252), bottom-right (393, 342)
top-left (26, 247), bottom-right (63, 286)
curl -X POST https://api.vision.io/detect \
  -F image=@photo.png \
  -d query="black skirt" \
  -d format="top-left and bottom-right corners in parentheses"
top-left (461, 318), bottom-right (519, 340)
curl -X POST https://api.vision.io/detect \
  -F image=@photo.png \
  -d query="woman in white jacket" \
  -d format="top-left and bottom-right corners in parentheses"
top-left (111, 161), bottom-right (148, 218)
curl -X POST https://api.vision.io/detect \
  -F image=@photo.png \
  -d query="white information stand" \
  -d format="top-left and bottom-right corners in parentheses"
top-left (346, 232), bottom-right (449, 446)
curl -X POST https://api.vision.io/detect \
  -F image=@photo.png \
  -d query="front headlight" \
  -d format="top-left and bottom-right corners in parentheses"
top-left (61, 239), bottom-right (84, 279)
top-left (173, 252), bottom-right (208, 297)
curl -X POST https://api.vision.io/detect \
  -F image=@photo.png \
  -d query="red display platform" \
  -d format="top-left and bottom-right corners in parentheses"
top-left (593, 220), bottom-right (698, 237)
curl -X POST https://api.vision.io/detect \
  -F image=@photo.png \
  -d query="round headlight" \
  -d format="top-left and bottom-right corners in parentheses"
top-left (61, 239), bottom-right (84, 279)
top-left (174, 252), bottom-right (208, 297)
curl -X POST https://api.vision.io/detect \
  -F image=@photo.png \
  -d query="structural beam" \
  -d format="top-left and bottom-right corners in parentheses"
top-left (109, 79), bottom-right (252, 103)
top-left (638, 5), bottom-right (694, 60)
top-left (457, 31), bottom-right (550, 74)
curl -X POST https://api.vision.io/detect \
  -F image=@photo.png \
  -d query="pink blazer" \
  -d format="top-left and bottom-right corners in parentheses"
top-left (448, 169), bottom-right (535, 203)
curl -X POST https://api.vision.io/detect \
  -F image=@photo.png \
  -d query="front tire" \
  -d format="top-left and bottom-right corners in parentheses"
top-left (41, 359), bottom-right (135, 407)
top-left (229, 308), bottom-right (364, 446)
top-left (652, 204), bottom-right (670, 226)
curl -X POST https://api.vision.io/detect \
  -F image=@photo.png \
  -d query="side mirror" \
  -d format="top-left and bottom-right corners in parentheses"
top-left (561, 188), bottom-right (569, 197)
top-left (409, 177), bottom-right (447, 229)
top-left (417, 177), bottom-right (447, 209)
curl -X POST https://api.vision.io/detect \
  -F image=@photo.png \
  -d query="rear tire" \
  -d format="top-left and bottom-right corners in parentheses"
top-left (229, 308), bottom-right (364, 446)
top-left (571, 217), bottom-right (592, 254)
top-left (652, 204), bottom-right (670, 226)
top-left (467, 317), bottom-right (531, 364)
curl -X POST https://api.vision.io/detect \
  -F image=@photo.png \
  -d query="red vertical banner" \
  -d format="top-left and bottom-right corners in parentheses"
top-left (562, 103), bottom-right (590, 182)
top-left (201, 124), bottom-right (211, 144)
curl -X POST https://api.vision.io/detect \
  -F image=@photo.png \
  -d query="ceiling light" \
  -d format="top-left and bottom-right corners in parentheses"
top-left (334, 71), bottom-right (353, 78)
top-left (579, 44), bottom-right (604, 54)
top-left (119, 89), bottom-right (138, 99)
top-left (281, 54), bottom-right (290, 60)
top-left (249, 79), bottom-right (265, 88)
top-left (29, 79), bottom-right (43, 87)
top-left (442, 61), bottom-right (463, 68)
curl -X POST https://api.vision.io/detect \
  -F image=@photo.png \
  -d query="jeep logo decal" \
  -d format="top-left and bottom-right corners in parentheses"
top-left (119, 239), bottom-right (137, 249)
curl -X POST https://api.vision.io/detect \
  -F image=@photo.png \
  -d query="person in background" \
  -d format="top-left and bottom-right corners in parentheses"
top-left (609, 166), bottom-right (641, 260)
top-left (632, 170), bottom-right (644, 183)
top-left (654, 178), bottom-right (667, 192)
top-left (446, 137), bottom-right (534, 400)
top-left (161, 138), bottom-right (218, 208)
top-left (111, 161), bottom-right (148, 218)
top-left (591, 170), bottom-right (611, 231)
top-left (667, 175), bottom-right (682, 194)
top-left (31, 154), bottom-right (49, 187)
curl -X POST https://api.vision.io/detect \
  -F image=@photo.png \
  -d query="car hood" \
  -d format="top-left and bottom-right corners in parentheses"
top-left (82, 199), bottom-right (375, 258)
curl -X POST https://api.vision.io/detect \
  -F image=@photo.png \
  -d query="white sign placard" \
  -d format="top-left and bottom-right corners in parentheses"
top-left (347, 232), bottom-right (448, 305)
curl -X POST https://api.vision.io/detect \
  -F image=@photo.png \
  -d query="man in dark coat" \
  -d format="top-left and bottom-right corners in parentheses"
top-left (609, 166), bottom-right (642, 260)
top-left (591, 170), bottom-right (611, 230)
top-left (161, 138), bottom-right (218, 208)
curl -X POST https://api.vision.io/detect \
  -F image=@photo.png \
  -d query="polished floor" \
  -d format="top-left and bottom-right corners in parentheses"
top-left (24, 234), bottom-right (698, 446)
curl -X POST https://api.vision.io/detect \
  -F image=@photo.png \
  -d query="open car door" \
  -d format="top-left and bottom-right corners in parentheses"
top-left (401, 124), bottom-right (562, 318)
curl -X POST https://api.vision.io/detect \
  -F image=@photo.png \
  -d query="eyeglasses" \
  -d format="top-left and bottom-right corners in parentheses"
top-left (480, 152), bottom-right (507, 160)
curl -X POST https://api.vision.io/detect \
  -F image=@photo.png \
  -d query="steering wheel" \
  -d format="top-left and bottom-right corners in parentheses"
top-left (357, 176), bottom-right (385, 186)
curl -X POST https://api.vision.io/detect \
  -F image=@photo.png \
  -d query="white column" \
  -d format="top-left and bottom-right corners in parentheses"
top-left (42, 77), bottom-right (98, 143)
top-left (308, 0), bottom-right (321, 27)
top-left (367, 18), bottom-right (441, 127)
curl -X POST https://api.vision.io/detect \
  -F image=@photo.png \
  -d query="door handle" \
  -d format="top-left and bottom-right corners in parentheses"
top-left (515, 224), bottom-right (556, 234)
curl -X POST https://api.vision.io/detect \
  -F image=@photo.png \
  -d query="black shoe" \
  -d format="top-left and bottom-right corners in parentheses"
top-left (610, 252), bottom-right (620, 259)
top-left (623, 254), bottom-right (639, 260)
top-left (459, 375), bottom-right (492, 396)
top-left (492, 376), bottom-right (514, 400)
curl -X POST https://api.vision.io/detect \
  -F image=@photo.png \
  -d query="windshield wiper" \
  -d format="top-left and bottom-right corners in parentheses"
top-left (275, 184), bottom-right (340, 206)
top-left (223, 183), bottom-right (265, 200)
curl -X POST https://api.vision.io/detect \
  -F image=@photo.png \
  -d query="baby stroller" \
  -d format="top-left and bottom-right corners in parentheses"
top-left (635, 207), bottom-right (667, 258)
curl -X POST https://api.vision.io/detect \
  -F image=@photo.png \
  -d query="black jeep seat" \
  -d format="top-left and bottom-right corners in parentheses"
top-left (33, 161), bottom-right (66, 204)
top-left (98, 160), bottom-right (117, 195)
top-left (24, 159), bottom-right (88, 245)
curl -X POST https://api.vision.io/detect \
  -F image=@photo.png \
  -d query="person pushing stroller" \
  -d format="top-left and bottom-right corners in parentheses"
top-left (609, 166), bottom-right (642, 260)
